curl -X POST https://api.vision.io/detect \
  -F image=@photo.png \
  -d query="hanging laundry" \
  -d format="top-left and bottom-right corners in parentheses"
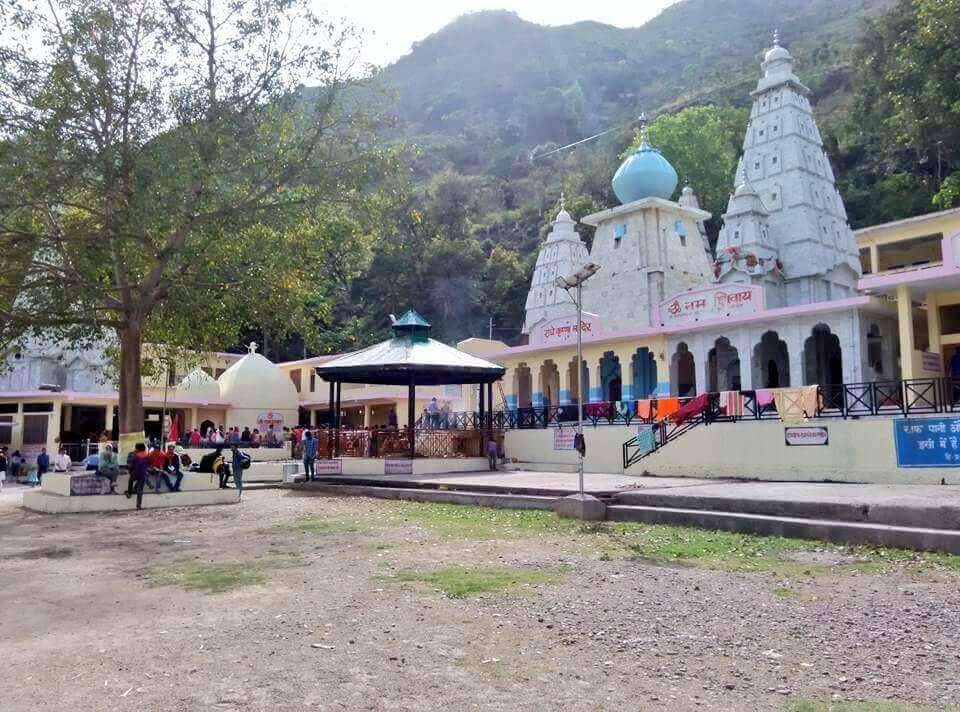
top-left (755, 388), bottom-right (776, 407)
top-left (655, 397), bottom-right (680, 421)
top-left (636, 424), bottom-right (657, 455)
top-left (800, 385), bottom-right (819, 417)
top-left (720, 390), bottom-right (744, 417)
top-left (636, 399), bottom-right (653, 420)
top-left (773, 388), bottom-right (808, 424)
top-left (671, 393), bottom-right (710, 425)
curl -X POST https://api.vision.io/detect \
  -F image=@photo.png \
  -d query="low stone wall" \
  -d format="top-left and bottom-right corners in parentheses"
top-left (504, 418), bottom-right (960, 485)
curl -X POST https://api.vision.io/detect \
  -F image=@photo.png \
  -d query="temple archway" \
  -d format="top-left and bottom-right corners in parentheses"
top-left (804, 324), bottom-right (843, 385)
top-left (514, 363), bottom-right (532, 408)
top-left (671, 342), bottom-right (696, 397)
top-left (631, 347), bottom-right (657, 398)
top-left (707, 337), bottom-right (741, 392)
top-left (753, 330), bottom-right (790, 388)
top-left (567, 356), bottom-right (589, 404)
top-left (599, 351), bottom-right (622, 402)
top-left (539, 360), bottom-right (560, 407)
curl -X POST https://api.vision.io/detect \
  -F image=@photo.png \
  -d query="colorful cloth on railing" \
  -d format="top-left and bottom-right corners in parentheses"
top-left (720, 390), bottom-right (744, 417)
top-left (755, 388), bottom-right (776, 407)
top-left (772, 386), bottom-right (819, 424)
top-left (671, 393), bottom-right (710, 425)
top-left (636, 399), bottom-right (653, 421)
top-left (615, 400), bottom-right (634, 419)
top-left (655, 398), bottom-right (680, 421)
top-left (584, 403), bottom-right (609, 418)
top-left (636, 425), bottom-right (657, 455)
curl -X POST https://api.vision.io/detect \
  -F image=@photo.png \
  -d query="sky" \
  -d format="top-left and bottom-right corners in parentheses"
top-left (321, 0), bottom-right (681, 67)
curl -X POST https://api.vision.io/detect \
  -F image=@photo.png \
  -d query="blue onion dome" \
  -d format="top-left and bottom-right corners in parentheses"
top-left (612, 123), bottom-right (679, 204)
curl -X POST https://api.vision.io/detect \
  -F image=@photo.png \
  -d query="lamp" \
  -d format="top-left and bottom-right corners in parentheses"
top-left (555, 262), bottom-right (600, 497)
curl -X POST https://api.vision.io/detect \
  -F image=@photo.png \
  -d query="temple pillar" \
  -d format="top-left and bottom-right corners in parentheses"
top-left (897, 284), bottom-right (916, 379)
top-left (927, 293), bottom-right (942, 357)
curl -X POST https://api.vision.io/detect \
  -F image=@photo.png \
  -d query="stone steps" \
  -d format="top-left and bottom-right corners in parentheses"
top-left (292, 482), bottom-right (556, 511)
top-left (504, 462), bottom-right (578, 474)
top-left (605, 504), bottom-right (960, 555)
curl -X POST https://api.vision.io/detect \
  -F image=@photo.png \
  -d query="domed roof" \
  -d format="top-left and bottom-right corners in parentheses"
top-left (176, 368), bottom-right (220, 401)
top-left (555, 208), bottom-right (574, 224)
top-left (764, 44), bottom-right (791, 63)
top-left (217, 342), bottom-right (299, 411)
top-left (612, 128), bottom-right (679, 204)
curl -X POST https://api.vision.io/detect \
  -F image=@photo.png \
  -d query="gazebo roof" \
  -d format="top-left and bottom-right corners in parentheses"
top-left (315, 311), bottom-right (505, 386)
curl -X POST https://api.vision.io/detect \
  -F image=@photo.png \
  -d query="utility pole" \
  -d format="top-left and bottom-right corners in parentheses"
top-left (488, 317), bottom-right (494, 340)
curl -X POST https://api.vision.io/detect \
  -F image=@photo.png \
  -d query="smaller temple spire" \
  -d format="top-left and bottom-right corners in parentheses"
top-left (560, 190), bottom-right (566, 211)
top-left (773, 27), bottom-right (780, 47)
top-left (638, 112), bottom-right (649, 147)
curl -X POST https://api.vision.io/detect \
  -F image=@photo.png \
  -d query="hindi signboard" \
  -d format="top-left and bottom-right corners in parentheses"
top-left (657, 284), bottom-right (764, 327)
top-left (529, 312), bottom-right (602, 347)
top-left (314, 458), bottom-right (342, 475)
top-left (384, 458), bottom-right (413, 475)
top-left (894, 418), bottom-right (960, 467)
top-left (553, 429), bottom-right (576, 451)
top-left (784, 426), bottom-right (829, 446)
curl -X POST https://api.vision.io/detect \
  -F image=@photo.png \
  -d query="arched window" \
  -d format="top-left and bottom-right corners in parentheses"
top-left (566, 357), bottom-right (589, 405)
top-left (599, 351), bottom-right (622, 402)
top-left (514, 363), bottom-right (532, 409)
top-left (631, 347), bottom-right (658, 399)
top-left (539, 360), bottom-right (560, 407)
top-left (753, 331), bottom-right (790, 388)
top-left (671, 342), bottom-right (696, 397)
top-left (707, 337), bottom-right (741, 392)
top-left (804, 324), bottom-right (843, 386)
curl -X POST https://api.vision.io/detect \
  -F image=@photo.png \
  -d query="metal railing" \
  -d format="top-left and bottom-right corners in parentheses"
top-left (316, 426), bottom-right (494, 459)
top-left (455, 377), bottom-right (960, 430)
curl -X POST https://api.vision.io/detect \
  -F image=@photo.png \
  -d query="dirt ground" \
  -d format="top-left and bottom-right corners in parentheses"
top-left (1, 489), bottom-right (959, 712)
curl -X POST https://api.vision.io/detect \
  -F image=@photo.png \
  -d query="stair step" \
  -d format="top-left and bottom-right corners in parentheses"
top-left (505, 462), bottom-right (579, 474)
top-left (294, 482), bottom-right (556, 510)
top-left (606, 504), bottom-right (960, 555)
top-left (614, 491), bottom-right (960, 530)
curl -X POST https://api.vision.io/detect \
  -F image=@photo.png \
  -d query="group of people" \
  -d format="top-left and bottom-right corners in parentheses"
top-left (186, 425), bottom-right (288, 449)
top-left (419, 397), bottom-right (455, 429)
top-left (0, 446), bottom-right (74, 489)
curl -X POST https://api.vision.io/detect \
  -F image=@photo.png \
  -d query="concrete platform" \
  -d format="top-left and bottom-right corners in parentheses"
top-left (22, 487), bottom-right (239, 513)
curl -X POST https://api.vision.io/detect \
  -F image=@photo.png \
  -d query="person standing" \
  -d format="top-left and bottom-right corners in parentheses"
top-left (229, 443), bottom-right (250, 496)
top-left (9, 450), bottom-right (22, 482)
top-left (36, 448), bottom-right (50, 484)
top-left (485, 435), bottom-right (499, 471)
top-left (302, 429), bottom-right (318, 482)
top-left (387, 408), bottom-right (398, 430)
top-left (54, 447), bottom-right (72, 472)
top-left (189, 428), bottom-right (202, 447)
top-left (125, 443), bottom-right (150, 510)
top-left (0, 447), bottom-right (7, 493)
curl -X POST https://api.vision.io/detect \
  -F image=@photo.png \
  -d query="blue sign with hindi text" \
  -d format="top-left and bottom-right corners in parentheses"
top-left (894, 418), bottom-right (960, 467)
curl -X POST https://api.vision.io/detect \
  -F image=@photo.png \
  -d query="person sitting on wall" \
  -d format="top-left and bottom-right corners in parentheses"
top-left (82, 452), bottom-right (99, 471)
top-left (160, 442), bottom-right (183, 492)
top-left (125, 443), bottom-right (151, 510)
top-left (250, 429), bottom-right (262, 448)
top-left (96, 444), bottom-right (120, 494)
top-left (240, 426), bottom-right (251, 443)
top-left (9, 450), bottom-right (22, 482)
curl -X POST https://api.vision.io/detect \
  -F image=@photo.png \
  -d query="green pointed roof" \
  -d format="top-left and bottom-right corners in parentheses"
top-left (392, 310), bottom-right (431, 328)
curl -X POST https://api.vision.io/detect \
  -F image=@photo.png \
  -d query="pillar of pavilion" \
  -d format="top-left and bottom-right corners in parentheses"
top-left (314, 310), bottom-right (505, 459)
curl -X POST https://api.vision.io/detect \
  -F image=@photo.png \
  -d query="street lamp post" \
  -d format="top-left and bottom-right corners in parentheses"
top-left (555, 262), bottom-right (600, 498)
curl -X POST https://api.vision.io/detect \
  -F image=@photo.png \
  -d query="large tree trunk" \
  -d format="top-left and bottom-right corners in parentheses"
top-left (118, 321), bottom-right (145, 441)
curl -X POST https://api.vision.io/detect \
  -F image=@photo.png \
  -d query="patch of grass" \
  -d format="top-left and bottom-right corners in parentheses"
top-left (785, 699), bottom-right (958, 712)
top-left (393, 502), bottom-right (582, 540)
top-left (148, 555), bottom-right (300, 594)
top-left (387, 565), bottom-right (564, 599)
top-left (287, 515), bottom-right (366, 536)
top-left (772, 586), bottom-right (802, 598)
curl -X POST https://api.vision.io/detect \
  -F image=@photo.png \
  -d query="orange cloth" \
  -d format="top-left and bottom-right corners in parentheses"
top-left (636, 399), bottom-right (653, 420)
top-left (655, 397), bottom-right (680, 421)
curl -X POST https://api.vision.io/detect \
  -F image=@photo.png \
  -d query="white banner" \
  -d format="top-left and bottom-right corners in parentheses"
top-left (784, 426), bottom-right (829, 446)
top-left (529, 312), bottom-right (603, 347)
top-left (384, 459), bottom-right (413, 475)
top-left (658, 284), bottom-right (764, 327)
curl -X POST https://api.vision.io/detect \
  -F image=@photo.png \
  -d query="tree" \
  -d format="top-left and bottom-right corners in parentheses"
top-left (0, 0), bottom-right (389, 440)
top-left (624, 105), bottom-right (748, 249)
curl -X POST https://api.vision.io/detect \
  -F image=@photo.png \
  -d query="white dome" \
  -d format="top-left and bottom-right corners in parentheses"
top-left (555, 208), bottom-right (574, 224)
top-left (217, 345), bottom-right (299, 412)
top-left (176, 368), bottom-right (220, 401)
top-left (764, 44), bottom-right (791, 63)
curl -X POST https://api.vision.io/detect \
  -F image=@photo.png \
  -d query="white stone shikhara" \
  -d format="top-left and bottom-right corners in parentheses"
top-left (715, 38), bottom-right (861, 306)
top-left (522, 207), bottom-right (589, 334)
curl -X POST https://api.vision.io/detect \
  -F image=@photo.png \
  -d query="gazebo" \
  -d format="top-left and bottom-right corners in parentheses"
top-left (314, 310), bottom-right (506, 458)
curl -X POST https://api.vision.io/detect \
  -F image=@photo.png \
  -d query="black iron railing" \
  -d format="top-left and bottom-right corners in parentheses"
top-left (462, 377), bottom-right (960, 430)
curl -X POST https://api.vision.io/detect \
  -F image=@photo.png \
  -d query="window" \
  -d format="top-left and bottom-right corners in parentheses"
top-left (754, 161), bottom-right (760, 170)
top-left (0, 403), bottom-right (17, 414)
top-left (772, 156), bottom-right (778, 164)
top-left (771, 192), bottom-right (778, 202)
top-left (289, 369), bottom-right (302, 393)
top-left (877, 233), bottom-right (943, 272)
top-left (0, 416), bottom-right (10, 445)
top-left (614, 223), bottom-right (626, 240)
top-left (23, 402), bottom-right (53, 413)
top-left (759, 129), bottom-right (765, 136)
top-left (310, 371), bottom-right (316, 392)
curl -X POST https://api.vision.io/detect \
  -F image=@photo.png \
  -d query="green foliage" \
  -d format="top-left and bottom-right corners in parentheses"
top-left (785, 700), bottom-right (959, 712)
top-left (286, 516), bottom-right (366, 536)
top-left (389, 565), bottom-right (563, 598)
top-left (149, 561), bottom-right (267, 594)
top-left (393, 501), bottom-right (582, 539)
